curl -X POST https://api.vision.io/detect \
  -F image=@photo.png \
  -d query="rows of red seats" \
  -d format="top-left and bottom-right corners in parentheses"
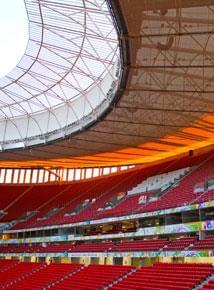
top-left (0, 242), bottom-right (113, 254)
top-left (1, 236), bottom-right (214, 254)
top-left (163, 237), bottom-right (196, 251)
top-left (6, 263), bottom-right (82, 290)
top-left (0, 261), bottom-right (44, 288)
top-left (201, 278), bottom-right (214, 289)
top-left (190, 236), bottom-right (214, 250)
top-left (100, 156), bottom-right (214, 220)
top-left (110, 239), bottom-right (167, 252)
top-left (0, 259), bottom-right (19, 272)
top-left (109, 263), bottom-right (214, 290)
top-left (0, 243), bottom-right (74, 254)
top-left (135, 156), bottom-right (214, 214)
top-left (0, 185), bottom-right (65, 222)
top-left (0, 261), bottom-right (134, 290)
top-left (196, 189), bottom-right (214, 204)
top-left (93, 156), bottom-right (214, 222)
top-left (0, 240), bottom-right (167, 254)
top-left (0, 152), bottom-right (213, 230)
top-left (0, 261), bottom-right (213, 290)
top-left (48, 154), bottom-right (214, 224)
top-left (49, 264), bottom-right (134, 290)
top-left (11, 169), bottom-right (145, 229)
top-left (95, 193), bottom-right (149, 219)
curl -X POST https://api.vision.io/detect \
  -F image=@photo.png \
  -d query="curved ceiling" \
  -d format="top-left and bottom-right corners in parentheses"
top-left (0, 0), bottom-right (119, 148)
top-left (0, 0), bottom-right (213, 168)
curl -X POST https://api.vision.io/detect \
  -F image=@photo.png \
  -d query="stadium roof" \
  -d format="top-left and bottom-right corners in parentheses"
top-left (0, 0), bottom-right (119, 148)
top-left (0, 0), bottom-right (213, 168)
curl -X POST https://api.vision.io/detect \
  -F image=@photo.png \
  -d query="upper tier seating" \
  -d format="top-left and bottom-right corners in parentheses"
top-left (196, 189), bottom-right (214, 204)
top-left (10, 169), bottom-right (146, 229)
top-left (127, 168), bottom-right (189, 195)
top-left (0, 152), bottom-right (213, 230)
top-left (0, 185), bottom-right (65, 222)
top-left (95, 192), bottom-right (151, 219)
top-left (109, 263), bottom-right (214, 290)
top-left (134, 156), bottom-right (214, 214)
top-left (87, 156), bottom-right (214, 221)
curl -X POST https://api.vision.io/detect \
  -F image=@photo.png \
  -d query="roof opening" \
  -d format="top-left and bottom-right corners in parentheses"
top-left (0, 0), bottom-right (28, 78)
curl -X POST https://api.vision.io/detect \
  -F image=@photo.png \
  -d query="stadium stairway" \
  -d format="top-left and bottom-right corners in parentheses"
top-left (195, 274), bottom-right (214, 289)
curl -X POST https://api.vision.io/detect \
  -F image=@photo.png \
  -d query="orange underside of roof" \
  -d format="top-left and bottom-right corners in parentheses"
top-left (0, 113), bottom-right (213, 169)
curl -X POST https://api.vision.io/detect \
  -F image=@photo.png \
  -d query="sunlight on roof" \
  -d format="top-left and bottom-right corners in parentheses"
top-left (0, 0), bottom-right (28, 78)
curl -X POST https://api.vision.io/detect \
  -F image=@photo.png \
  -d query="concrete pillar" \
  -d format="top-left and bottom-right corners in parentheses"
top-left (45, 256), bottom-right (53, 265)
top-left (80, 256), bottom-right (91, 265)
top-left (19, 256), bottom-right (24, 262)
top-left (159, 257), bottom-right (173, 263)
top-left (184, 257), bottom-right (214, 264)
top-left (31, 256), bottom-right (37, 263)
top-left (199, 231), bottom-right (205, 240)
top-left (106, 256), bottom-right (113, 265)
top-left (99, 257), bottom-right (105, 265)
top-left (61, 257), bottom-right (70, 264)
top-left (123, 256), bottom-right (131, 266)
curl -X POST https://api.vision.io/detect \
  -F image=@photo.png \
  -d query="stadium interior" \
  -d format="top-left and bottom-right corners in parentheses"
top-left (0, 0), bottom-right (214, 289)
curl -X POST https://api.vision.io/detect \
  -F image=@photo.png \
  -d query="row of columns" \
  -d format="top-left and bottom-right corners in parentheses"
top-left (4, 255), bottom-right (214, 265)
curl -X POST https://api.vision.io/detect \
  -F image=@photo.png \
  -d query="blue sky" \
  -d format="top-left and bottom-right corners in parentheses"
top-left (0, 0), bottom-right (28, 78)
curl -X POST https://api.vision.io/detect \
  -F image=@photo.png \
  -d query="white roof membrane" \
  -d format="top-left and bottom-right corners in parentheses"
top-left (0, 0), bottom-right (120, 149)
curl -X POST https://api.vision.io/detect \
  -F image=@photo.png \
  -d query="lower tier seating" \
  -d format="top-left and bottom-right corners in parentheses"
top-left (49, 264), bottom-right (134, 290)
top-left (0, 262), bottom-right (44, 288)
top-left (109, 263), bottom-right (214, 290)
top-left (201, 278), bottom-right (214, 289)
top-left (0, 261), bottom-right (134, 290)
top-left (0, 261), bottom-right (213, 290)
top-left (0, 259), bottom-right (19, 272)
top-left (5, 263), bottom-right (82, 290)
